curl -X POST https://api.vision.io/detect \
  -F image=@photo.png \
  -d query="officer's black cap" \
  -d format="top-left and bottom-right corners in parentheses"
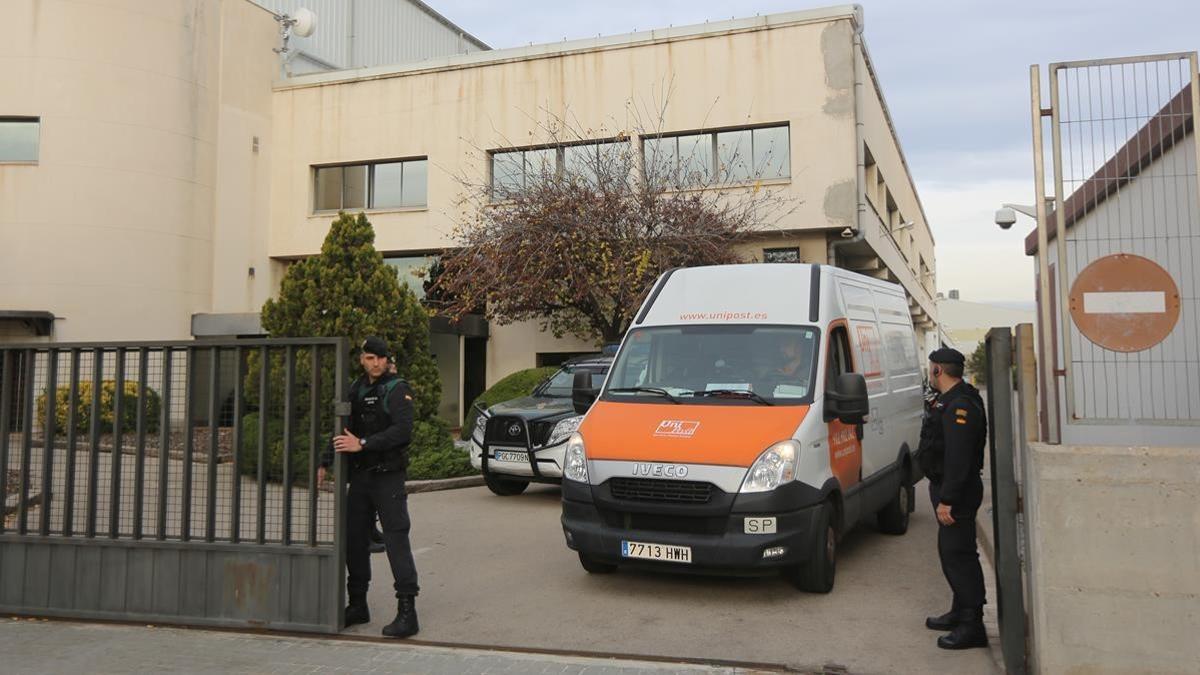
top-left (928, 347), bottom-right (965, 366)
top-left (360, 336), bottom-right (390, 358)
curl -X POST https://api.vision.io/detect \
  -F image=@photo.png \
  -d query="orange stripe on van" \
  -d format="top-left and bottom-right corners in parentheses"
top-left (579, 401), bottom-right (808, 467)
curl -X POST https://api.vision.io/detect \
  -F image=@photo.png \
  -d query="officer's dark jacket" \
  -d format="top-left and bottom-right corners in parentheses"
top-left (320, 371), bottom-right (415, 472)
top-left (918, 381), bottom-right (987, 506)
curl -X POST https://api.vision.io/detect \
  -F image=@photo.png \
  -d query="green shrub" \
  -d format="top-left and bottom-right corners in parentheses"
top-left (36, 380), bottom-right (162, 434)
top-left (238, 412), bottom-right (317, 483)
top-left (460, 366), bottom-right (557, 440)
top-left (408, 418), bottom-right (475, 480)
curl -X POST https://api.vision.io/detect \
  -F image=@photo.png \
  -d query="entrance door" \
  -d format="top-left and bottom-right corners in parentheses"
top-left (463, 337), bottom-right (487, 421)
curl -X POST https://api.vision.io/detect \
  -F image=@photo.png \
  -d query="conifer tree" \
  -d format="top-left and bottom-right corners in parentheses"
top-left (261, 212), bottom-right (441, 418)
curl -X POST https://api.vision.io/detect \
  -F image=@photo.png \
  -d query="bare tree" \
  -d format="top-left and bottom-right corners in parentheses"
top-left (432, 90), bottom-right (798, 344)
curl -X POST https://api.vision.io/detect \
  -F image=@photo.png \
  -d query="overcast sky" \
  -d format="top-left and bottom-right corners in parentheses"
top-left (431, 0), bottom-right (1199, 305)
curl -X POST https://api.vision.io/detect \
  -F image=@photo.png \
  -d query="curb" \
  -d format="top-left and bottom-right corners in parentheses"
top-left (407, 474), bottom-right (484, 494)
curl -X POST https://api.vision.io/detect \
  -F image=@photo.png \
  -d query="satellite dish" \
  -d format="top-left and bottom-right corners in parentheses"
top-left (292, 8), bottom-right (317, 38)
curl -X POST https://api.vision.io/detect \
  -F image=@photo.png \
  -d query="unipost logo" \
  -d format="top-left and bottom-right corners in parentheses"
top-left (654, 420), bottom-right (701, 438)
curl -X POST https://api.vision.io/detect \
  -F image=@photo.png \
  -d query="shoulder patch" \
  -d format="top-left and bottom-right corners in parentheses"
top-left (955, 418), bottom-right (968, 425)
top-left (955, 408), bottom-right (969, 418)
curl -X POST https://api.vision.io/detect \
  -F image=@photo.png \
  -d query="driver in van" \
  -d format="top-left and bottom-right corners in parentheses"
top-left (774, 332), bottom-right (811, 378)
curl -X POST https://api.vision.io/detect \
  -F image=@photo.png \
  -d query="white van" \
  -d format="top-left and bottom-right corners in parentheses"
top-left (559, 263), bottom-right (924, 592)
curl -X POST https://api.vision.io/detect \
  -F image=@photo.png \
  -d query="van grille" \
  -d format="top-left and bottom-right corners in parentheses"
top-left (608, 477), bottom-right (713, 504)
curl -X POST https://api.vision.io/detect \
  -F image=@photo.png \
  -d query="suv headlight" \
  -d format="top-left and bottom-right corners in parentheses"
top-left (471, 412), bottom-right (488, 444)
top-left (739, 440), bottom-right (799, 493)
top-left (563, 432), bottom-right (588, 483)
top-left (545, 415), bottom-right (582, 446)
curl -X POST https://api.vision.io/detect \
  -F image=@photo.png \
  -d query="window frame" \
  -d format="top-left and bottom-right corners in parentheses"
top-left (642, 122), bottom-right (791, 189)
top-left (488, 137), bottom-right (627, 201)
top-left (311, 157), bottom-right (429, 214)
top-left (0, 116), bottom-right (40, 164)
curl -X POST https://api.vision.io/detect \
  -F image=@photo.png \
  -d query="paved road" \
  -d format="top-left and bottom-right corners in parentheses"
top-left (348, 482), bottom-right (999, 675)
top-left (0, 618), bottom-right (765, 674)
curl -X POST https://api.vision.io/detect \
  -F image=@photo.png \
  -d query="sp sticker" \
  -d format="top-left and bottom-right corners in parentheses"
top-left (654, 420), bottom-right (700, 438)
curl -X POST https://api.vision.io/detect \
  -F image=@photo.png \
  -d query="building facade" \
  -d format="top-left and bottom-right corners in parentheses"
top-left (2, 1), bottom-right (938, 426)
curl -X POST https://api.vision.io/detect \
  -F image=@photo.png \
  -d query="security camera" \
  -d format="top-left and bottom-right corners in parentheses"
top-left (994, 208), bottom-right (1017, 230)
top-left (840, 227), bottom-right (857, 239)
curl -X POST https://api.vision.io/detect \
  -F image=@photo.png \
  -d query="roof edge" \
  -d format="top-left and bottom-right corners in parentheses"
top-left (274, 5), bottom-right (862, 90)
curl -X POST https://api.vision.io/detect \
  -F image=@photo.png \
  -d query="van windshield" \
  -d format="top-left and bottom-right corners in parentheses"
top-left (604, 325), bottom-right (819, 405)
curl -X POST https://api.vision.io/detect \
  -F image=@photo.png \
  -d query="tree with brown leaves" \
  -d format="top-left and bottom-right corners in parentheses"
top-left (433, 101), bottom-right (796, 344)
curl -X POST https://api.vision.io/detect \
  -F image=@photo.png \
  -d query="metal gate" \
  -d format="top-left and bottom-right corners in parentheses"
top-left (0, 339), bottom-right (348, 633)
top-left (985, 327), bottom-right (1029, 675)
top-left (1032, 52), bottom-right (1200, 442)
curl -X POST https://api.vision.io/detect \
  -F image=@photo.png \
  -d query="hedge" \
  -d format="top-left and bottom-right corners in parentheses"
top-left (459, 366), bottom-right (557, 440)
top-left (36, 380), bottom-right (162, 434)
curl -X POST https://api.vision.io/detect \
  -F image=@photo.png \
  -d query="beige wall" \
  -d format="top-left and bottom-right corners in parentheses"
top-left (1024, 443), bottom-right (1200, 674)
top-left (857, 49), bottom-right (937, 319)
top-left (269, 15), bottom-right (861, 262)
top-left (0, 0), bottom-right (278, 343)
top-left (487, 321), bottom-right (599, 389)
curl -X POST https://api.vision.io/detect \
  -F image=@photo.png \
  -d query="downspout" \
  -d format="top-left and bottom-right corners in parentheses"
top-left (827, 5), bottom-right (867, 267)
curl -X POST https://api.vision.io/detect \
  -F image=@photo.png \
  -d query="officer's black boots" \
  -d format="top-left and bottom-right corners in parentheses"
top-left (925, 608), bottom-right (958, 631)
top-left (382, 595), bottom-right (419, 638)
top-left (344, 595), bottom-right (370, 626)
top-left (937, 608), bottom-right (989, 650)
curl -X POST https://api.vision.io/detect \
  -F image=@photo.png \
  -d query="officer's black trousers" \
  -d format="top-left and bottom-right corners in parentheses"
top-left (928, 480), bottom-right (986, 611)
top-left (346, 468), bottom-right (420, 599)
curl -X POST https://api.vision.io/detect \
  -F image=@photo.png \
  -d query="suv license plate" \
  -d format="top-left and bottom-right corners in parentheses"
top-left (621, 540), bottom-right (692, 563)
top-left (493, 449), bottom-right (528, 463)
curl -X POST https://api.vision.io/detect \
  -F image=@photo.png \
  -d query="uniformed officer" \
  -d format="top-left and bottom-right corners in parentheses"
top-left (918, 347), bottom-right (989, 650)
top-left (318, 337), bottom-right (420, 638)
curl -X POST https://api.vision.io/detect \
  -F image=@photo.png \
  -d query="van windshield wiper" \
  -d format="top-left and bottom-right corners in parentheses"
top-left (606, 387), bottom-right (681, 404)
top-left (688, 389), bottom-right (774, 406)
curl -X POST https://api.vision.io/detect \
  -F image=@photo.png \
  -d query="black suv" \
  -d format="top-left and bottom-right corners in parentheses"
top-left (469, 354), bottom-right (611, 495)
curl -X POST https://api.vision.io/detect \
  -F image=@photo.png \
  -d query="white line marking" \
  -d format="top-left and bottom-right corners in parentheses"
top-left (1083, 291), bottom-right (1166, 314)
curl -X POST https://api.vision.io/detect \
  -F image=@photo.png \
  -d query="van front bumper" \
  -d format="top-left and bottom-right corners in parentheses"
top-left (560, 479), bottom-right (825, 572)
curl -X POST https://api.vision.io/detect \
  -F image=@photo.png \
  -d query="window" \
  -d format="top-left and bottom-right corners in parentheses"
top-left (0, 117), bottom-right (39, 162)
top-left (384, 255), bottom-right (435, 299)
top-left (864, 145), bottom-right (878, 207)
top-left (490, 140), bottom-right (623, 198)
top-left (605, 325), bottom-right (819, 404)
top-left (827, 327), bottom-right (854, 389)
top-left (313, 158), bottom-right (427, 212)
top-left (643, 124), bottom-right (790, 188)
top-left (763, 247), bottom-right (801, 264)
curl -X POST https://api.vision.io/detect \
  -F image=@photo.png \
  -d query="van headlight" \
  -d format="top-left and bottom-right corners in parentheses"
top-left (739, 440), bottom-right (799, 493)
top-left (545, 415), bottom-right (582, 447)
top-left (563, 432), bottom-right (588, 483)
top-left (471, 412), bottom-right (488, 445)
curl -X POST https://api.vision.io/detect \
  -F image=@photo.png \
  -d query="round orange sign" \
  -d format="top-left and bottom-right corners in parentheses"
top-left (1068, 254), bottom-right (1181, 353)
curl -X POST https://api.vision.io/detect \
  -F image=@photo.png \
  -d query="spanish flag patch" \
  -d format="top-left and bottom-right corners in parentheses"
top-left (955, 408), bottom-right (968, 418)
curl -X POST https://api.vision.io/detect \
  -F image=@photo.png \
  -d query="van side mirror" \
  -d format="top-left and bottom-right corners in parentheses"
top-left (572, 370), bottom-right (599, 415)
top-left (825, 373), bottom-right (869, 425)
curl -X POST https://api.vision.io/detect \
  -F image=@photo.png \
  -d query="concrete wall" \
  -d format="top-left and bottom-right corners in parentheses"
top-left (0, 0), bottom-right (279, 343)
top-left (1024, 442), bottom-right (1200, 674)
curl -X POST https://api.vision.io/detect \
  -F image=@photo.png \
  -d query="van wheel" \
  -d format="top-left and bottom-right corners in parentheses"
top-left (877, 480), bottom-right (912, 535)
top-left (578, 552), bottom-right (617, 574)
top-left (788, 502), bottom-right (836, 593)
top-left (484, 472), bottom-right (529, 496)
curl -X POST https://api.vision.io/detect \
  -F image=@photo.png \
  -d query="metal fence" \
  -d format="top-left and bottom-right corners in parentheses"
top-left (0, 339), bottom-right (348, 632)
top-left (1047, 53), bottom-right (1200, 426)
